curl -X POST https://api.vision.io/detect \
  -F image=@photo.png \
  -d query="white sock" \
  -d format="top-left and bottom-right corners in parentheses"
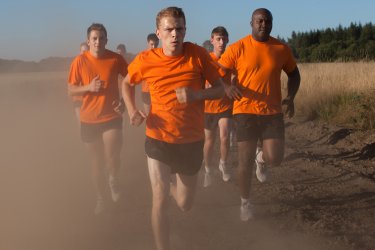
top-left (241, 197), bottom-right (250, 205)
top-left (220, 159), bottom-right (226, 165)
top-left (205, 166), bottom-right (211, 173)
top-left (256, 150), bottom-right (264, 163)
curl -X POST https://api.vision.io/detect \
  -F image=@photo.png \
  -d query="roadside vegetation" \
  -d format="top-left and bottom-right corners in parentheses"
top-left (283, 62), bottom-right (375, 130)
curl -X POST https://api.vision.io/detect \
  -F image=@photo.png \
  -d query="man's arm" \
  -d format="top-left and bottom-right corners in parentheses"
top-left (121, 74), bottom-right (146, 126)
top-left (68, 75), bottom-right (103, 96)
top-left (282, 67), bottom-right (301, 118)
top-left (218, 63), bottom-right (243, 101)
top-left (175, 78), bottom-right (225, 103)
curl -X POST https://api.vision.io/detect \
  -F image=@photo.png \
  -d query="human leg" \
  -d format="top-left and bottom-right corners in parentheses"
top-left (255, 114), bottom-right (285, 182)
top-left (234, 114), bottom-right (261, 220)
top-left (237, 140), bottom-right (257, 199)
top-left (218, 117), bottom-right (231, 181)
top-left (218, 117), bottom-right (231, 162)
top-left (261, 138), bottom-right (284, 167)
top-left (147, 157), bottom-right (172, 250)
top-left (85, 140), bottom-right (106, 214)
top-left (102, 127), bottom-right (123, 202)
top-left (203, 128), bottom-right (216, 187)
top-left (170, 172), bottom-right (198, 212)
top-left (237, 140), bottom-right (257, 221)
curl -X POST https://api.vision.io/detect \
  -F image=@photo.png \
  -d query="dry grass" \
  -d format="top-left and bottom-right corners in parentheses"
top-left (282, 62), bottom-right (375, 129)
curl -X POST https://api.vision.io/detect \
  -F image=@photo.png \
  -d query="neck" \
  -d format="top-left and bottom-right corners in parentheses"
top-left (252, 34), bottom-right (270, 42)
top-left (90, 49), bottom-right (104, 58)
top-left (213, 50), bottom-right (222, 59)
top-left (162, 47), bottom-right (183, 57)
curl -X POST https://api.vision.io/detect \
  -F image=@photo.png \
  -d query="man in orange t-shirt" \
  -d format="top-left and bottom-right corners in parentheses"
top-left (68, 23), bottom-right (128, 215)
top-left (219, 8), bottom-right (301, 221)
top-left (122, 7), bottom-right (240, 250)
top-left (141, 33), bottom-right (159, 114)
top-left (202, 26), bottom-right (233, 187)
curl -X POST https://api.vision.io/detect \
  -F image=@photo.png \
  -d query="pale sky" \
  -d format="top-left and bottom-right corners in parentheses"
top-left (1, 0), bottom-right (374, 61)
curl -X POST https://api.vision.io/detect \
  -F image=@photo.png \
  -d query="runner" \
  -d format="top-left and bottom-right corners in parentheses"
top-left (218, 8), bottom-right (301, 221)
top-left (203, 26), bottom-right (233, 187)
top-left (68, 23), bottom-right (128, 215)
top-left (122, 7), bottom-right (240, 250)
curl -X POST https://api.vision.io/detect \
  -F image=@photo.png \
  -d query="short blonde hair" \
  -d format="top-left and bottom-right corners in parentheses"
top-left (156, 6), bottom-right (186, 28)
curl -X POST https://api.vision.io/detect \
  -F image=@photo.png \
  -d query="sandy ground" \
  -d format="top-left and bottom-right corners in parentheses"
top-left (0, 71), bottom-right (374, 250)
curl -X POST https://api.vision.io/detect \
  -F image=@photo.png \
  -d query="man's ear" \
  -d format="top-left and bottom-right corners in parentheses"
top-left (156, 29), bottom-right (161, 39)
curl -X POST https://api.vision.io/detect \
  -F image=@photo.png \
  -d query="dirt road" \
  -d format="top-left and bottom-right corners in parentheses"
top-left (0, 72), bottom-right (374, 250)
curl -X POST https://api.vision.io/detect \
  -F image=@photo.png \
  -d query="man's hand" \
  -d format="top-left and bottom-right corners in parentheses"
top-left (88, 75), bottom-right (103, 92)
top-left (224, 84), bottom-right (242, 100)
top-left (282, 97), bottom-right (295, 119)
top-left (129, 110), bottom-right (147, 126)
top-left (112, 98), bottom-right (125, 115)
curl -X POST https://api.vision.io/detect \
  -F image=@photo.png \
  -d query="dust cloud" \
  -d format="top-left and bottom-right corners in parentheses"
top-left (0, 71), bottom-right (348, 250)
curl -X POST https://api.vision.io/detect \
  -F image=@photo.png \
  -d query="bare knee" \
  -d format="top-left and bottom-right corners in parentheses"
top-left (264, 153), bottom-right (283, 167)
top-left (153, 191), bottom-right (170, 211)
top-left (176, 197), bottom-right (193, 212)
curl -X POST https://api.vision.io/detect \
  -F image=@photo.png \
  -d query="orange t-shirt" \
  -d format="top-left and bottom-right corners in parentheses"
top-left (68, 50), bottom-right (128, 123)
top-left (141, 81), bottom-right (149, 93)
top-left (71, 95), bottom-right (83, 104)
top-left (204, 52), bottom-right (233, 114)
top-left (128, 42), bottom-right (222, 144)
top-left (219, 35), bottom-right (297, 115)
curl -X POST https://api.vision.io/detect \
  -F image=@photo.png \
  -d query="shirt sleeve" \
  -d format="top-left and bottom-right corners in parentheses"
top-left (217, 43), bottom-right (236, 71)
top-left (199, 48), bottom-right (222, 85)
top-left (127, 53), bottom-right (144, 84)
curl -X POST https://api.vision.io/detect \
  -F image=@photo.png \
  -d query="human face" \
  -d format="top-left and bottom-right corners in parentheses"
top-left (147, 40), bottom-right (159, 50)
top-left (156, 16), bottom-right (186, 56)
top-left (251, 10), bottom-right (273, 42)
top-left (210, 34), bottom-right (228, 57)
top-left (87, 30), bottom-right (107, 57)
top-left (116, 48), bottom-right (126, 57)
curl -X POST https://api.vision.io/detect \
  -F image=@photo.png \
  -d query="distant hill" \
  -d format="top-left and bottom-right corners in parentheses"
top-left (0, 57), bottom-right (73, 73)
top-left (0, 53), bottom-right (136, 73)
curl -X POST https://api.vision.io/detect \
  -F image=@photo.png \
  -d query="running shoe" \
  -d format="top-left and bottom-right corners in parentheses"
top-left (240, 201), bottom-right (253, 221)
top-left (109, 176), bottom-right (121, 202)
top-left (255, 149), bottom-right (268, 183)
top-left (219, 162), bottom-right (231, 182)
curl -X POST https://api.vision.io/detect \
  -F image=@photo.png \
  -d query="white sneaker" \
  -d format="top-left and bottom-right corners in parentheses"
top-left (219, 162), bottom-right (231, 182)
top-left (203, 171), bottom-right (212, 188)
top-left (94, 196), bottom-right (105, 215)
top-left (255, 149), bottom-right (268, 183)
top-left (109, 176), bottom-right (121, 202)
top-left (240, 201), bottom-right (253, 221)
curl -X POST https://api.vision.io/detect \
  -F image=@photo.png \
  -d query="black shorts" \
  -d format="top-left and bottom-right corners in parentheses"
top-left (80, 118), bottom-right (122, 143)
top-left (234, 113), bottom-right (284, 142)
top-left (142, 92), bottom-right (151, 105)
top-left (145, 136), bottom-right (204, 176)
top-left (204, 109), bottom-right (233, 130)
